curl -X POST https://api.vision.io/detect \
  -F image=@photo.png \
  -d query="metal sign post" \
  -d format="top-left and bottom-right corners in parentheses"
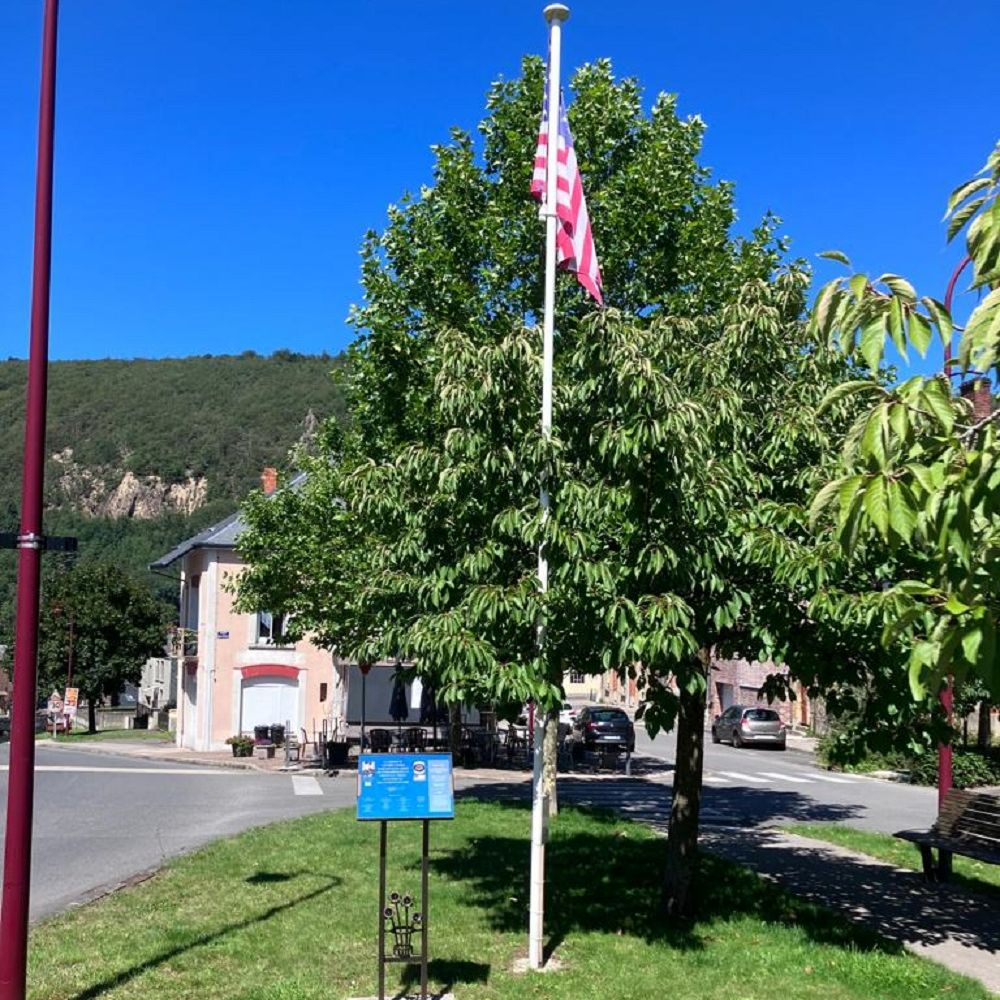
top-left (357, 752), bottom-right (454, 1000)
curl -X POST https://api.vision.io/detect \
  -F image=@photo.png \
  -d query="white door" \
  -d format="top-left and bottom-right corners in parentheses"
top-left (241, 677), bottom-right (299, 735)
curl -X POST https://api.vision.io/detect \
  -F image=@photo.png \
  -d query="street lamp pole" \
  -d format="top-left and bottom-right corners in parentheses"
top-left (0, 1), bottom-right (60, 996)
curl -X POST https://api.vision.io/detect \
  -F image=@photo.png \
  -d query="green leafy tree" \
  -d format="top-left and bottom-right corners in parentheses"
top-left (809, 142), bottom-right (1000, 706)
top-left (38, 563), bottom-right (168, 732)
top-left (235, 57), bottom-right (857, 922)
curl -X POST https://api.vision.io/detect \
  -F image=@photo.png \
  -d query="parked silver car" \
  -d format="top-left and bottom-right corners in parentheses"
top-left (711, 705), bottom-right (786, 749)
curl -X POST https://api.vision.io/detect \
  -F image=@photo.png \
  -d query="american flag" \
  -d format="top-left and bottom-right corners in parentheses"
top-left (531, 72), bottom-right (603, 306)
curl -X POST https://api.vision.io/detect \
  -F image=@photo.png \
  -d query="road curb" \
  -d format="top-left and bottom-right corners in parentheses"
top-left (37, 740), bottom-right (271, 773)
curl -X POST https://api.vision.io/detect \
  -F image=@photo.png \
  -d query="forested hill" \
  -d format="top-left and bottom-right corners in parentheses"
top-left (0, 351), bottom-right (347, 637)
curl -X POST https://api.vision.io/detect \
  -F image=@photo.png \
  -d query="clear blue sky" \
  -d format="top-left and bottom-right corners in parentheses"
top-left (1, 1), bottom-right (995, 362)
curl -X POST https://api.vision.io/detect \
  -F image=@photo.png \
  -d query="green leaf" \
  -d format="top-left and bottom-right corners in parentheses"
top-left (945, 175), bottom-right (991, 216)
top-left (860, 405), bottom-right (888, 465)
top-left (893, 580), bottom-right (937, 596)
top-left (818, 249), bottom-right (851, 267)
top-left (960, 622), bottom-right (983, 666)
top-left (849, 273), bottom-right (869, 301)
top-left (859, 318), bottom-right (885, 372)
top-left (909, 311), bottom-right (932, 357)
top-left (863, 475), bottom-right (890, 537)
top-left (921, 379), bottom-right (955, 434)
top-left (921, 297), bottom-right (954, 349)
top-left (947, 195), bottom-right (987, 243)
top-left (945, 594), bottom-right (972, 615)
top-left (887, 296), bottom-right (905, 355)
top-left (908, 641), bottom-right (935, 699)
top-left (817, 379), bottom-right (881, 414)
top-left (880, 274), bottom-right (917, 304)
top-left (887, 480), bottom-right (915, 543)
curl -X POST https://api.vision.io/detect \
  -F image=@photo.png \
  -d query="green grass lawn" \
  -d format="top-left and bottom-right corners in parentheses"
top-left (40, 728), bottom-right (174, 743)
top-left (26, 801), bottom-right (991, 1000)
top-left (782, 823), bottom-right (1000, 899)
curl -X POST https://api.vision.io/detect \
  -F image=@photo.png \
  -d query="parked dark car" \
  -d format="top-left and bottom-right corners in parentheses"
top-left (570, 705), bottom-right (635, 757)
top-left (711, 705), bottom-right (786, 749)
top-left (0, 716), bottom-right (10, 743)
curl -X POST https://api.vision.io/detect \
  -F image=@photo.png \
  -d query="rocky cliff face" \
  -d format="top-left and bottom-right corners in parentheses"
top-left (50, 448), bottom-right (208, 520)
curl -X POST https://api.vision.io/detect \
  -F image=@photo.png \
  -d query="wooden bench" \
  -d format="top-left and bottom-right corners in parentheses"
top-left (894, 789), bottom-right (1000, 881)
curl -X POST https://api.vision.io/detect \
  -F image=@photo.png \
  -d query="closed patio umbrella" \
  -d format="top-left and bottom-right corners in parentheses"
top-left (390, 672), bottom-right (409, 742)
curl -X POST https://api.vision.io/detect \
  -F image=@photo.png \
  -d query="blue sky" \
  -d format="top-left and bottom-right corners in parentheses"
top-left (0, 1), bottom-right (995, 363)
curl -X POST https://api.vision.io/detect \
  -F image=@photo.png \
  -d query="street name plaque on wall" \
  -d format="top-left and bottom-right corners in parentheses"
top-left (356, 752), bottom-right (454, 1000)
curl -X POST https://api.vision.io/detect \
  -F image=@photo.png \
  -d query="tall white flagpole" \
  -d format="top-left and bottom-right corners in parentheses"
top-left (529, 0), bottom-right (568, 972)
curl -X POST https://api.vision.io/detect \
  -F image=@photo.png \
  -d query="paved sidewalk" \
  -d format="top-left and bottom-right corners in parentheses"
top-left (37, 738), bottom-right (294, 773)
top-left (705, 827), bottom-right (1000, 995)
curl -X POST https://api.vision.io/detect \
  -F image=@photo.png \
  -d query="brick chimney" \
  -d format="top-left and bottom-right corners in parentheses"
top-left (261, 467), bottom-right (278, 495)
top-left (959, 377), bottom-right (992, 424)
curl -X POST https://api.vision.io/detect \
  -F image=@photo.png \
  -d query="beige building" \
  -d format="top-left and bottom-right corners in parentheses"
top-left (152, 475), bottom-right (343, 752)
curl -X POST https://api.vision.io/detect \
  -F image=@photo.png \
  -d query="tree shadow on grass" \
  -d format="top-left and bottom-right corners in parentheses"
top-left (398, 958), bottom-right (491, 994)
top-left (70, 873), bottom-right (342, 1000)
top-left (432, 798), bottom-right (898, 962)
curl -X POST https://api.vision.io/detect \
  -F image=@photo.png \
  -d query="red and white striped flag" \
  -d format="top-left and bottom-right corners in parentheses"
top-left (531, 73), bottom-right (603, 306)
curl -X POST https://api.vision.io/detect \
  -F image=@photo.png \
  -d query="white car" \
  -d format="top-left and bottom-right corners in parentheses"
top-left (559, 702), bottom-right (578, 726)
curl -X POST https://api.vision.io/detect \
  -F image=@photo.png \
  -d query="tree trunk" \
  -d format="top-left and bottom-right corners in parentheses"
top-left (978, 701), bottom-right (993, 749)
top-left (448, 702), bottom-right (462, 755)
top-left (87, 693), bottom-right (97, 734)
top-left (661, 647), bottom-right (709, 919)
top-left (543, 708), bottom-right (559, 818)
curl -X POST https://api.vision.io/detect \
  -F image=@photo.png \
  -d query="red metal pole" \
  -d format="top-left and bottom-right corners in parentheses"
top-left (0, 1), bottom-right (60, 996)
top-left (935, 256), bottom-right (970, 810)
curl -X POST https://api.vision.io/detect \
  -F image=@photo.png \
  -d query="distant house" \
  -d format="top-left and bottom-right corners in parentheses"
top-left (0, 659), bottom-right (10, 715)
top-left (151, 470), bottom-right (342, 752)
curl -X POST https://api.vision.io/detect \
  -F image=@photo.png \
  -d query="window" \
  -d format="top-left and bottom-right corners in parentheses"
top-left (589, 708), bottom-right (628, 722)
top-left (254, 611), bottom-right (289, 646)
top-left (744, 708), bottom-right (779, 722)
top-left (569, 669), bottom-right (585, 684)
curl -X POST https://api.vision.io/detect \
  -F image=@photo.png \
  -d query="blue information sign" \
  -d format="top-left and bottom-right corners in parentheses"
top-left (356, 753), bottom-right (455, 821)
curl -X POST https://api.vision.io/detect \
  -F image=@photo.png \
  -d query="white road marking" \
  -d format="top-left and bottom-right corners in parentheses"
top-left (756, 771), bottom-right (812, 784)
top-left (292, 776), bottom-right (323, 796)
top-left (0, 766), bottom-right (234, 775)
top-left (702, 773), bottom-right (726, 784)
top-left (716, 771), bottom-right (768, 784)
top-left (809, 773), bottom-right (857, 784)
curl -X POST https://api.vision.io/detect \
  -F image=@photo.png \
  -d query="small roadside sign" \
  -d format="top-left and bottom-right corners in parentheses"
top-left (357, 752), bottom-right (455, 821)
top-left (46, 690), bottom-right (63, 716)
top-left (63, 687), bottom-right (79, 721)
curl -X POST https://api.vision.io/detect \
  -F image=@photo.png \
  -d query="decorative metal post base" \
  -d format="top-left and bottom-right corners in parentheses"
top-left (376, 820), bottom-right (430, 1000)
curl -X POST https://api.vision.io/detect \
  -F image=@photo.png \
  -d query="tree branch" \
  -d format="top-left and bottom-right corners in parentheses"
top-left (960, 407), bottom-right (1000, 446)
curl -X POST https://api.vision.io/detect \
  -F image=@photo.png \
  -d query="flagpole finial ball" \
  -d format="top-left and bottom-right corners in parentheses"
top-left (543, 4), bottom-right (570, 23)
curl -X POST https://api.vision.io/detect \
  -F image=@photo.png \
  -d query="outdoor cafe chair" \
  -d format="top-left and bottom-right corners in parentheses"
top-left (369, 729), bottom-right (392, 753)
top-left (404, 727), bottom-right (426, 751)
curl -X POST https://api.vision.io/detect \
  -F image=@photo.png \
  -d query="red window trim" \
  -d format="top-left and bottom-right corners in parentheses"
top-left (241, 664), bottom-right (299, 681)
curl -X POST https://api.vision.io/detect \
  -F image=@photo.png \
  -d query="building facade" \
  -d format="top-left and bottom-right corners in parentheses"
top-left (152, 476), bottom-right (342, 752)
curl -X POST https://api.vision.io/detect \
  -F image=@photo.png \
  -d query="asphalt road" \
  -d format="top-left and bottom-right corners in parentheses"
top-left (0, 743), bottom-right (358, 921)
top-left (0, 730), bottom-right (940, 922)
top-left (632, 722), bottom-right (938, 834)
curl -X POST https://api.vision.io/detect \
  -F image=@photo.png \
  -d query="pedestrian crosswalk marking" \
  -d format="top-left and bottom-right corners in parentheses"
top-left (716, 771), bottom-right (768, 784)
top-left (757, 771), bottom-right (811, 784)
top-left (809, 773), bottom-right (856, 784)
top-left (701, 774), bottom-right (726, 784)
top-left (292, 776), bottom-right (324, 796)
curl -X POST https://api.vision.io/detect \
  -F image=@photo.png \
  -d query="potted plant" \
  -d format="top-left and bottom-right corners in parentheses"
top-left (226, 735), bottom-right (255, 758)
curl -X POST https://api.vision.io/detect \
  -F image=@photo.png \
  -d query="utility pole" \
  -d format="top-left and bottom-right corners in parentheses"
top-left (0, 2), bottom-right (60, 996)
